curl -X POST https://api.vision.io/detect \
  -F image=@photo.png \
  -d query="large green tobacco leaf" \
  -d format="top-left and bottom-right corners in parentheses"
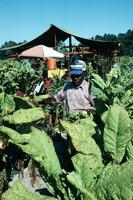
top-left (0, 126), bottom-right (66, 198)
top-left (103, 104), bottom-right (131, 163)
top-left (60, 118), bottom-right (100, 156)
top-left (72, 153), bottom-right (103, 189)
top-left (67, 172), bottom-right (97, 200)
top-left (60, 118), bottom-right (103, 193)
top-left (0, 126), bottom-right (30, 144)
top-left (18, 127), bottom-right (62, 176)
top-left (3, 107), bottom-right (44, 124)
top-left (0, 126), bottom-right (61, 176)
top-left (14, 95), bottom-right (50, 110)
top-left (2, 181), bottom-right (57, 200)
top-left (93, 161), bottom-right (133, 200)
top-left (60, 116), bottom-right (96, 137)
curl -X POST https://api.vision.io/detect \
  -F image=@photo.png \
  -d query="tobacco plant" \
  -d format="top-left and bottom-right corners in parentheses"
top-left (0, 57), bottom-right (133, 200)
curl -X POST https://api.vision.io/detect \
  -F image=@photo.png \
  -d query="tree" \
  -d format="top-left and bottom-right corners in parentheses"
top-left (1, 40), bottom-right (27, 48)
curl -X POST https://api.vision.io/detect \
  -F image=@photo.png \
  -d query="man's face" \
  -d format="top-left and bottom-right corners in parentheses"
top-left (71, 73), bottom-right (84, 87)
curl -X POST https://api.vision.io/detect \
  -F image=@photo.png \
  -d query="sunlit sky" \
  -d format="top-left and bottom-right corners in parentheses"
top-left (0, 0), bottom-right (133, 46)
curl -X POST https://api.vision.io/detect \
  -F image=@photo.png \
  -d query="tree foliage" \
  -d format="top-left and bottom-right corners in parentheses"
top-left (93, 29), bottom-right (133, 56)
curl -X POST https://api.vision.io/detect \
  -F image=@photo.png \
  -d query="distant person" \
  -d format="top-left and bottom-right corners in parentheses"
top-left (30, 70), bottom-right (52, 97)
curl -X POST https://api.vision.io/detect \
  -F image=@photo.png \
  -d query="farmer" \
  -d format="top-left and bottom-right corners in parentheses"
top-left (40, 60), bottom-right (94, 113)
top-left (54, 60), bottom-right (94, 113)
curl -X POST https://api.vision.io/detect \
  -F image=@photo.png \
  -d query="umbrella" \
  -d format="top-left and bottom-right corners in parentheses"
top-left (19, 45), bottom-right (64, 58)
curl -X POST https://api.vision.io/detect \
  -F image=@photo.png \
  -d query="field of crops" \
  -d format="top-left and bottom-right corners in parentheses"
top-left (0, 56), bottom-right (133, 200)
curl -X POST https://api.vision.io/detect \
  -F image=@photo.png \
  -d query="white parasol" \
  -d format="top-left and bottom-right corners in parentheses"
top-left (19, 45), bottom-right (64, 58)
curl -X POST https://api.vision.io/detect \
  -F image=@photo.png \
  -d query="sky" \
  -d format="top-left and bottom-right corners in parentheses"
top-left (0, 0), bottom-right (133, 46)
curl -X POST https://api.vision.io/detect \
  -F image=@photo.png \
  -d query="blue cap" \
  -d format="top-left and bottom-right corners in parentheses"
top-left (70, 65), bottom-right (83, 75)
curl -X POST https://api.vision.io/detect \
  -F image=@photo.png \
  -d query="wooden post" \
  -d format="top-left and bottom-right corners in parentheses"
top-left (68, 36), bottom-right (72, 67)
top-left (54, 33), bottom-right (57, 49)
top-left (69, 36), bottom-right (72, 52)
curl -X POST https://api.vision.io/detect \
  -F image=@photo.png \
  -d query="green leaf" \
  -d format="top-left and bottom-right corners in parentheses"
top-left (19, 127), bottom-right (62, 176)
top-left (131, 119), bottom-right (133, 132)
top-left (0, 126), bottom-right (67, 198)
top-left (103, 104), bottom-right (131, 163)
top-left (72, 153), bottom-right (103, 189)
top-left (60, 118), bottom-right (100, 156)
top-left (67, 172), bottom-right (97, 200)
top-left (101, 110), bottom-right (109, 123)
top-left (0, 92), bottom-right (4, 116)
top-left (2, 181), bottom-right (57, 200)
top-left (0, 93), bottom-right (15, 116)
top-left (91, 73), bottom-right (106, 90)
top-left (3, 107), bottom-right (44, 124)
top-left (111, 85), bottom-right (124, 95)
top-left (93, 161), bottom-right (133, 200)
top-left (91, 87), bottom-right (108, 101)
top-left (120, 89), bottom-right (132, 106)
top-left (3, 94), bottom-right (16, 115)
top-left (0, 125), bottom-right (61, 176)
top-left (0, 125), bottom-right (30, 144)
top-left (126, 141), bottom-right (133, 160)
top-left (106, 67), bottom-right (121, 87)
